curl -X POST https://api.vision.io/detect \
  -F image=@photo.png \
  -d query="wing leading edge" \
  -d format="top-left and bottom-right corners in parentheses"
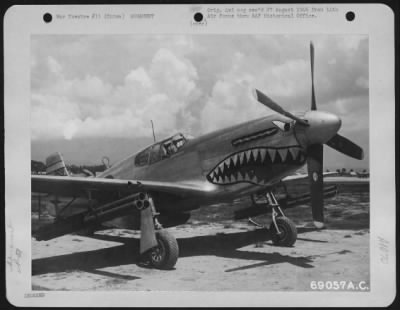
top-left (32, 175), bottom-right (216, 198)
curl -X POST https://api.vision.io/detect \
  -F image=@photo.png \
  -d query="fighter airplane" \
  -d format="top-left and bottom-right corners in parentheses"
top-left (32, 42), bottom-right (364, 269)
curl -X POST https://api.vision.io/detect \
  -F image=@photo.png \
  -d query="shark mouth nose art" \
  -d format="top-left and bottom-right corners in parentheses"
top-left (207, 146), bottom-right (306, 185)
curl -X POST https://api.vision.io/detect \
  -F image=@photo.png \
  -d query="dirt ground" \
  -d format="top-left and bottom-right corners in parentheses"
top-left (32, 224), bottom-right (369, 291)
top-left (32, 184), bottom-right (370, 291)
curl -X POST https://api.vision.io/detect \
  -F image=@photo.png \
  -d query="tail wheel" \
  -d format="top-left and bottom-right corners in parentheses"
top-left (149, 230), bottom-right (179, 270)
top-left (269, 217), bottom-right (297, 247)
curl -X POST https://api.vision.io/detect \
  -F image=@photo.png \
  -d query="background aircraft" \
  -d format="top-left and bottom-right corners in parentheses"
top-left (32, 42), bottom-right (363, 269)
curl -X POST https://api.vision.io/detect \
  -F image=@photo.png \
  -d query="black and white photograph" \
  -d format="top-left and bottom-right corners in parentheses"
top-left (4, 4), bottom-right (395, 307)
top-left (30, 34), bottom-right (370, 291)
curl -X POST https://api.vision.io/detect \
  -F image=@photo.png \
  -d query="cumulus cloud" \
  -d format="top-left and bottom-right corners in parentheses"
top-left (200, 52), bottom-right (265, 132)
top-left (31, 35), bottom-right (368, 145)
top-left (31, 45), bottom-right (200, 140)
top-left (31, 94), bottom-right (81, 140)
top-left (257, 59), bottom-right (309, 98)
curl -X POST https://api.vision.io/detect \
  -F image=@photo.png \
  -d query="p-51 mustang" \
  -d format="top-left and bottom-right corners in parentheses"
top-left (32, 42), bottom-right (363, 269)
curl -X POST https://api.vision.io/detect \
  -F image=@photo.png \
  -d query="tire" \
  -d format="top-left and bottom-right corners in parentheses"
top-left (148, 230), bottom-right (179, 270)
top-left (269, 216), bottom-right (297, 247)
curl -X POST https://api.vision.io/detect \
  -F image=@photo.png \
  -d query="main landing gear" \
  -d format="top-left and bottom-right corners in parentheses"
top-left (267, 192), bottom-right (297, 247)
top-left (250, 191), bottom-right (297, 247)
top-left (148, 230), bottom-right (179, 270)
top-left (143, 197), bottom-right (179, 270)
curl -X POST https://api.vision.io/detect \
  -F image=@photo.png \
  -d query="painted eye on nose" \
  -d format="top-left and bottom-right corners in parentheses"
top-left (272, 120), bottom-right (291, 132)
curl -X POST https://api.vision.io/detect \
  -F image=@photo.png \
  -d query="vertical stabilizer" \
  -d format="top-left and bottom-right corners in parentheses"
top-left (46, 152), bottom-right (69, 176)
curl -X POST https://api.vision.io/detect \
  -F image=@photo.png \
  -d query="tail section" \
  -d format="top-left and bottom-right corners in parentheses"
top-left (46, 152), bottom-right (69, 176)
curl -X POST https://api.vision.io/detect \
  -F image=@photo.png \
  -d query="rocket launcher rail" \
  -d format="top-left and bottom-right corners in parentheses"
top-left (234, 185), bottom-right (337, 220)
top-left (33, 192), bottom-right (149, 241)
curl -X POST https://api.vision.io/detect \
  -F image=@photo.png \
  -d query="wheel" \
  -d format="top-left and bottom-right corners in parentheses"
top-left (269, 216), bottom-right (297, 247)
top-left (148, 230), bottom-right (179, 270)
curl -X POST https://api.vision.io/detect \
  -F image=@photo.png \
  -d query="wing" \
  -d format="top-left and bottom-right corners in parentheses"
top-left (282, 171), bottom-right (337, 183)
top-left (32, 175), bottom-right (215, 198)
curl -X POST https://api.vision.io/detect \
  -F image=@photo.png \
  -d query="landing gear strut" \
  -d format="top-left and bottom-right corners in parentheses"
top-left (145, 197), bottom-right (179, 269)
top-left (265, 192), bottom-right (297, 247)
top-left (249, 192), bottom-right (297, 247)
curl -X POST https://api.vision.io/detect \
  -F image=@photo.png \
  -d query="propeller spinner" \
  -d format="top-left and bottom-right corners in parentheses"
top-left (253, 41), bottom-right (364, 228)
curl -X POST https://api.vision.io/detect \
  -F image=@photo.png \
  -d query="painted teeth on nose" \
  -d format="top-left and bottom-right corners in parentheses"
top-left (209, 171), bottom-right (215, 180)
top-left (209, 146), bottom-right (306, 185)
top-left (224, 158), bottom-right (230, 169)
top-left (268, 149), bottom-right (276, 162)
top-left (239, 152), bottom-right (246, 165)
top-left (251, 149), bottom-right (259, 162)
top-left (278, 149), bottom-right (288, 162)
top-left (232, 154), bottom-right (239, 167)
top-left (246, 150), bottom-right (253, 163)
top-left (259, 149), bottom-right (267, 163)
top-left (289, 148), bottom-right (299, 161)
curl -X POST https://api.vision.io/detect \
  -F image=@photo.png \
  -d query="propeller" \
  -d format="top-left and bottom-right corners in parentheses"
top-left (307, 144), bottom-right (324, 228)
top-left (252, 41), bottom-right (364, 228)
top-left (326, 133), bottom-right (364, 160)
top-left (310, 42), bottom-right (316, 111)
top-left (306, 41), bottom-right (324, 227)
top-left (252, 89), bottom-right (309, 126)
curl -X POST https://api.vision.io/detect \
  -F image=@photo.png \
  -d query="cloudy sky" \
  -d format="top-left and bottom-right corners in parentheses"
top-left (31, 35), bottom-right (368, 170)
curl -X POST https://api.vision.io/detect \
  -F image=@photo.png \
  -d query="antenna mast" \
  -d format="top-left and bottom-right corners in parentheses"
top-left (150, 120), bottom-right (156, 142)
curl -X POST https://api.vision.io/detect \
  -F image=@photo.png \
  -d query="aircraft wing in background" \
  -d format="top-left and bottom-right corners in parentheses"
top-left (282, 171), bottom-right (337, 183)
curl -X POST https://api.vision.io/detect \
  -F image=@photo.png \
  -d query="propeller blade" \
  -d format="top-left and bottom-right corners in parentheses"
top-left (310, 41), bottom-right (317, 111)
top-left (252, 89), bottom-right (309, 126)
top-left (139, 205), bottom-right (158, 254)
top-left (307, 144), bottom-right (324, 228)
top-left (326, 133), bottom-right (364, 160)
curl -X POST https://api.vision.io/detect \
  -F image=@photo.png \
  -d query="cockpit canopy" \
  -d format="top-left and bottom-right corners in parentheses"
top-left (134, 133), bottom-right (189, 167)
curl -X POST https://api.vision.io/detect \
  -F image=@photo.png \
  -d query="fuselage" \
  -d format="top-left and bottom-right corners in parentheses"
top-left (97, 113), bottom-right (307, 210)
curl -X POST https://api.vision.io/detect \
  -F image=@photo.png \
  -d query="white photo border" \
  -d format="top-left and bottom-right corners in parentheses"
top-left (4, 4), bottom-right (395, 307)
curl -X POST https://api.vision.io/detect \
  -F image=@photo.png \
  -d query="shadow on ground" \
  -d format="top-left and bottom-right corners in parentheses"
top-left (32, 227), bottom-right (327, 277)
top-left (32, 188), bottom-right (368, 282)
